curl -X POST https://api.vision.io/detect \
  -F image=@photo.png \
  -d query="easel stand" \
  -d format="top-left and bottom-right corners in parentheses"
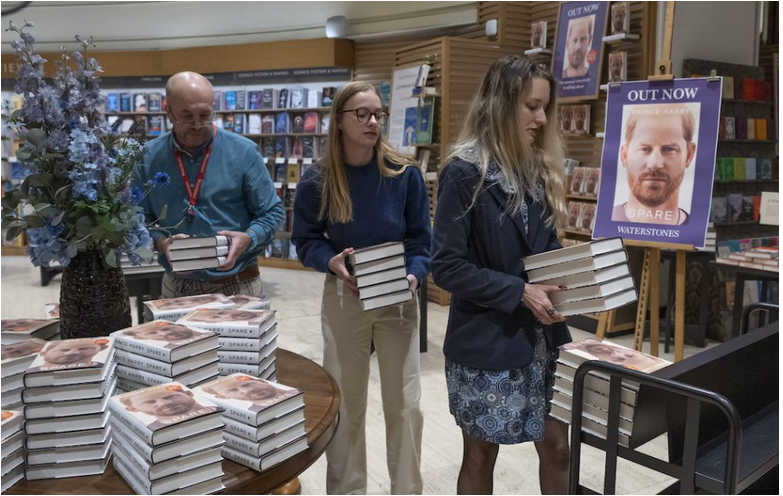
top-left (596, 1), bottom-right (696, 362)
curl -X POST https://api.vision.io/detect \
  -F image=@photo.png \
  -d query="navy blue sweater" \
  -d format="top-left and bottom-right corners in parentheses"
top-left (292, 156), bottom-right (431, 284)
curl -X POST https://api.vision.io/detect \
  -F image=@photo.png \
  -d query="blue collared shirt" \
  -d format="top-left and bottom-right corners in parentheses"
top-left (135, 128), bottom-right (284, 280)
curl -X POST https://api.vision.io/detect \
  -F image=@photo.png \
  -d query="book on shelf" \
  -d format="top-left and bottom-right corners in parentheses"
top-left (133, 93), bottom-right (148, 112)
top-left (2, 445), bottom-right (24, 478)
top-left (25, 409), bottom-right (111, 436)
top-left (1, 373), bottom-right (23, 394)
top-left (226, 294), bottom-right (270, 310)
top-left (291, 114), bottom-right (305, 134)
top-left (147, 92), bottom-right (163, 112)
top-left (248, 113), bottom-right (262, 134)
top-left (277, 89), bottom-right (289, 109)
top-left (109, 417), bottom-right (224, 465)
top-left (106, 93), bottom-right (119, 112)
top-left (168, 245), bottom-right (229, 261)
top-left (169, 235), bottom-right (230, 250)
top-left (415, 97), bottom-right (436, 145)
top-left (111, 321), bottom-right (219, 362)
top-left (235, 90), bottom-right (246, 111)
top-left (522, 237), bottom-right (624, 271)
top-left (222, 419), bottom-right (305, 457)
top-left (275, 113), bottom-right (289, 133)
top-left (233, 113), bottom-right (246, 134)
top-left (248, 91), bottom-right (262, 110)
top-left (554, 288), bottom-right (637, 316)
top-left (2, 458), bottom-right (24, 492)
top-left (261, 89), bottom-right (277, 109)
top-left (178, 309), bottom-right (277, 338)
top-left (549, 275), bottom-right (635, 306)
top-left (224, 91), bottom-right (237, 111)
top-left (112, 439), bottom-right (223, 483)
top-left (193, 373), bottom-right (304, 426)
top-left (115, 348), bottom-right (219, 377)
top-left (261, 137), bottom-right (275, 158)
top-left (108, 383), bottom-right (224, 446)
top-left (25, 453), bottom-right (111, 481)
top-left (148, 116), bottom-right (164, 136)
top-left (1, 319), bottom-right (59, 343)
top-left (116, 360), bottom-right (219, 388)
top-left (321, 114), bottom-right (331, 133)
top-left (142, 293), bottom-right (234, 322)
top-left (111, 450), bottom-right (223, 495)
top-left (26, 438), bottom-right (112, 466)
top-left (359, 289), bottom-right (413, 311)
top-left (217, 340), bottom-right (277, 365)
top-left (322, 87), bottom-right (336, 106)
top-left (25, 422), bottom-right (111, 450)
top-left (348, 241), bottom-right (405, 266)
top-left (221, 435), bottom-right (308, 472)
top-left (119, 93), bottom-right (132, 112)
top-left (526, 249), bottom-right (629, 283)
top-left (261, 114), bottom-right (275, 134)
top-left (555, 362), bottom-right (639, 405)
top-left (549, 399), bottom-right (631, 447)
top-left (24, 377), bottom-right (116, 419)
top-left (553, 375), bottom-right (636, 419)
top-left (23, 337), bottom-right (115, 387)
top-left (289, 87), bottom-right (307, 109)
top-left (303, 112), bottom-right (319, 133)
top-left (212, 91), bottom-right (222, 111)
top-left (221, 405), bottom-right (304, 442)
top-left (275, 137), bottom-right (289, 158)
top-left (2, 429), bottom-right (23, 458)
top-left (307, 90), bottom-right (321, 108)
top-left (1, 338), bottom-right (46, 377)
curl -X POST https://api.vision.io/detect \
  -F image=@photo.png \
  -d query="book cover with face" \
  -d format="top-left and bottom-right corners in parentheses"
top-left (2, 338), bottom-right (46, 367)
top-left (112, 321), bottom-right (216, 350)
top-left (144, 293), bottom-right (234, 315)
top-left (179, 308), bottom-right (275, 327)
top-left (1, 319), bottom-right (57, 335)
top-left (27, 337), bottom-right (114, 373)
top-left (226, 294), bottom-right (270, 310)
top-left (111, 383), bottom-right (222, 431)
top-left (561, 338), bottom-right (671, 373)
top-left (194, 373), bottom-right (302, 413)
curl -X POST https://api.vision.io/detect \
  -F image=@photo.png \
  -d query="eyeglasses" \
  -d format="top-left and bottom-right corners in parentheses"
top-left (338, 108), bottom-right (389, 125)
top-left (168, 108), bottom-right (215, 127)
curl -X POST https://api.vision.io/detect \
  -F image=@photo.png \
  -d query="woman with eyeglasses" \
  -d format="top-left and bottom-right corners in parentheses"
top-left (292, 81), bottom-right (431, 495)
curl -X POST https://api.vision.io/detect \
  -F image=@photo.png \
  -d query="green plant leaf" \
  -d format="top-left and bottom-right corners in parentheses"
top-left (25, 174), bottom-right (52, 188)
top-left (5, 225), bottom-right (24, 242)
top-left (105, 249), bottom-right (117, 268)
top-left (26, 128), bottom-right (48, 148)
top-left (24, 213), bottom-right (45, 228)
top-left (158, 204), bottom-right (168, 222)
top-left (52, 211), bottom-right (65, 226)
top-left (15, 150), bottom-right (31, 161)
top-left (42, 153), bottom-right (65, 159)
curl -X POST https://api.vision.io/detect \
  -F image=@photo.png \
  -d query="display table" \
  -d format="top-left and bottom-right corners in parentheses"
top-left (6, 349), bottom-right (340, 495)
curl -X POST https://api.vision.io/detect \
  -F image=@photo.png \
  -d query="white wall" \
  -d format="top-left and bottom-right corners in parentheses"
top-left (665, 1), bottom-right (759, 77)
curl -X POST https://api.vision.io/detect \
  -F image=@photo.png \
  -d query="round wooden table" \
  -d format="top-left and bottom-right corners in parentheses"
top-left (6, 349), bottom-right (340, 495)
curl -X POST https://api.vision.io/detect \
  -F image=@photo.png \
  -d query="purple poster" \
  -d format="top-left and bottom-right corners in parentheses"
top-left (593, 78), bottom-right (722, 248)
top-left (553, 1), bottom-right (608, 102)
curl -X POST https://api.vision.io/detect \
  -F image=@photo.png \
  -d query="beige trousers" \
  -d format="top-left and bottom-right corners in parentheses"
top-left (321, 274), bottom-right (424, 495)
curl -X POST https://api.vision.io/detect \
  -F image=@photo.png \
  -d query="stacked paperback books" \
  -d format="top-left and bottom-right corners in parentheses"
top-left (716, 246), bottom-right (779, 273)
top-left (109, 383), bottom-right (226, 495)
top-left (349, 242), bottom-right (412, 311)
top-left (143, 293), bottom-right (235, 322)
top-left (523, 237), bottom-right (637, 316)
top-left (1, 338), bottom-right (45, 411)
top-left (1, 318), bottom-right (60, 344)
top-left (194, 374), bottom-right (307, 472)
top-left (168, 235), bottom-right (231, 272)
top-left (178, 309), bottom-right (278, 380)
top-left (22, 338), bottom-right (117, 480)
top-left (111, 321), bottom-right (220, 392)
top-left (1, 410), bottom-right (25, 492)
top-left (550, 338), bottom-right (672, 447)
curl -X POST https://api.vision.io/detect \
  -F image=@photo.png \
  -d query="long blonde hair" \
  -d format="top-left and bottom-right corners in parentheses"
top-left (319, 81), bottom-right (417, 224)
top-left (448, 56), bottom-right (568, 234)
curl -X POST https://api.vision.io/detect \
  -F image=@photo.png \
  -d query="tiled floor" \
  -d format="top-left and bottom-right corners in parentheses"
top-left (1, 257), bottom-right (721, 494)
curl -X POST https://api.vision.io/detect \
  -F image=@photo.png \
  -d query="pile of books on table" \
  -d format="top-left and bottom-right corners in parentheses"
top-left (716, 246), bottom-right (779, 273)
top-left (143, 293), bottom-right (235, 322)
top-left (1, 410), bottom-right (25, 492)
top-left (349, 242), bottom-right (412, 311)
top-left (550, 338), bottom-right (672, 447)
top-left (178, 308), bottom-right (278, 380)
top-left (523, 237), bottom-right (637, 316)
top-left (22, 338), bottom-right (117, 480)
top-left (194, 374), bottom-right (307, 472)
top-left (111, 321), bottom-right (220, 392)
top-left (109, 383), bottom-right (226, 495)
top-left (1, 319), bottom-right (60, 345)
top-left (169, 235), bottom-right (231, 272)
top-left (226, 294), bottom-right (271, 311)
top-left (1, 338), bottom-right (46, 411)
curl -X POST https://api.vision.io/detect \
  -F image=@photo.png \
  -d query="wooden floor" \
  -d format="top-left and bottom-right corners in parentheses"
top-left (1, 256), bottom-right (719, 495)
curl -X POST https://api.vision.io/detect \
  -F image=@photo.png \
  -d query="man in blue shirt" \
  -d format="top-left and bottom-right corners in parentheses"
top-left (136, 71), bottom-right (284, 299)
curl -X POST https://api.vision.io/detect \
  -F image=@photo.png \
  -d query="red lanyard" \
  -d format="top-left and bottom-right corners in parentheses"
top-left (174, 125), bottom-right (217, 215)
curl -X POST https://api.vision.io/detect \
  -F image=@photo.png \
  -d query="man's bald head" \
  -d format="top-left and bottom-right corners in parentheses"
top-left (165, 72), bottom-right (214, 107)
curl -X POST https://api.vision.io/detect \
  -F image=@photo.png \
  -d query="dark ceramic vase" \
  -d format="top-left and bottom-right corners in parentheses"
top-left (59, 250), bottom-right (131, 339)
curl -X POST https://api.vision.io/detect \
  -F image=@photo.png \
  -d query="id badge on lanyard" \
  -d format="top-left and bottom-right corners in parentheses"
top-left (174, 125), bottom-right (217, 220)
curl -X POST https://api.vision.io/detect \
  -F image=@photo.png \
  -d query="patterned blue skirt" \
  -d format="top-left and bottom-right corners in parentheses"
top-left (445, 324), bottom-right (558, 444)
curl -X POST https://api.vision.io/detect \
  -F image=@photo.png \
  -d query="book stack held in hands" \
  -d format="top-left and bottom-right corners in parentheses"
top-left (550, 338), bottom-right (672, 447)
top-left (143, 293), bottom-right (235, 322)
top-left (194, 374), bottom-right (307, 472)
top-left (111, 321), bottom-right (220, 393)
top-left (109, 383), bottom-right (226, 495)
top-left (178, 308), bottom-right (278, 380)
top-left (349, 242), bottom-right (412, 311)
top-left (1, 338), bottom-right (46, 411)
top-left (1, 410), bottom-right (25, 492)
top-left (22, 337), bottom-right (117, 480)
top-left (1, 318), bottom-right (60, 344)
top-left (168, 235), bottom-right (231, 272)
top-left (523, 237), bottom-right (637, 316)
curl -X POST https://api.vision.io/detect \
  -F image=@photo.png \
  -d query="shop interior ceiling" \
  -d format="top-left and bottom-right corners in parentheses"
top-left (0, 1), bottom-right (477, 53)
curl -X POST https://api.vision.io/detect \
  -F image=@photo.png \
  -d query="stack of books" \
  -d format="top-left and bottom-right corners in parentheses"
top-left (143, 293), bottom-right (235, 322)
top-left (349, 242), bottom-right (412, 311)
top-left (523, 238), bottom-right (637, 316)
top-left (109, 383), bottom-right (226, 495)
top-left (22, 338), bottom-right (117, 480)
top-left (178, 309), bottom-right (278, 380)
top-left (716, 246), bottom-right (779, 273)
top-left (697, 223), bottom-right (717, 252)
top-left (226, 294), bottom-right (271, 311)
top-left (1, 338), bottom-right (45, 410)
top-left (111, 321), bottom-right (220, 392)
top-left (1, 318), bottom-right (60, 344)
top-left (168, 235), bottom-right (231, 272)
top-left (194, 374), bottom-right (307, 472)
top-left (1, 410), bottom-right (25, 492)
top-left (550, 338), bottom-right (672, 447)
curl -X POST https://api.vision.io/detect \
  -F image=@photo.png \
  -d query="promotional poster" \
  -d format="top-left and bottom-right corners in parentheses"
top-left (553, 1), bottom-right (609, 101)
top-left (593, 78), bottom-right (722, 248)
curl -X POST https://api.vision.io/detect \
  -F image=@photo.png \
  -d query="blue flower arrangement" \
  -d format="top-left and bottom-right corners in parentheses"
top-left (2, 21), bottom-right (169, 268)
